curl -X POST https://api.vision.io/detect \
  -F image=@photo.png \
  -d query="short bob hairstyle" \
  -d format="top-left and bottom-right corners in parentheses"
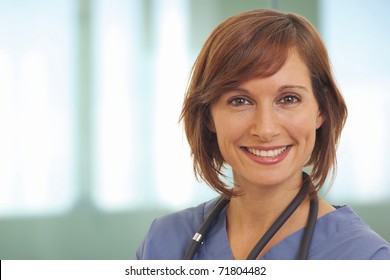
top-left (180, 9), bottom-right (347, 197)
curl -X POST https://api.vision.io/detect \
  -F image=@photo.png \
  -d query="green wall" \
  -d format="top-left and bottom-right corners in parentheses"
top-left (1, 202), bottom-right (390, 259)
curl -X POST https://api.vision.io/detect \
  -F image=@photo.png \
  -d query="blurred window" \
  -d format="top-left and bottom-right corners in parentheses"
top-left (1, 0), bottom-right (388, 217)
top-left (91, 0), bottom-right (214, 211)
top-left (320, 0), bottom-right (390, 203)
top-left (0, 0), bottom-right (76, 216)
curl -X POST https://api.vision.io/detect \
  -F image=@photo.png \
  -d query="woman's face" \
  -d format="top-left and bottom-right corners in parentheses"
top-left (210, 49), bottom-right (324, 189)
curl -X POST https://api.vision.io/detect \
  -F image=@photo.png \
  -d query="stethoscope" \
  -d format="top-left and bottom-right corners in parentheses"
top-left (183, 173), bottom-right (319, 260)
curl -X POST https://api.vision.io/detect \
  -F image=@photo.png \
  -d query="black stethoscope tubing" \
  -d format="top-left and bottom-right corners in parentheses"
top-left (183, 174), bottom-right (319, 260)
top-left (182, 195), bottom-right (229, 260)
top-left (298, 197), bottom-right (319, 259)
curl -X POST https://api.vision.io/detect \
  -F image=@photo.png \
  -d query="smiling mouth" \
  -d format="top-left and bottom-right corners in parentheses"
top-left (245, 146), bottom-right (291, 157)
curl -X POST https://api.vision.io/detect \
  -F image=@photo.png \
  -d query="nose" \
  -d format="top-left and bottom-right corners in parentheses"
top-left (250, 106), bottom-right (280, 142)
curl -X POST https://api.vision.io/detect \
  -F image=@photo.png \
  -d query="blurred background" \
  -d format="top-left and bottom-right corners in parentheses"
top-left (0, 0), bottom-right (389, 259)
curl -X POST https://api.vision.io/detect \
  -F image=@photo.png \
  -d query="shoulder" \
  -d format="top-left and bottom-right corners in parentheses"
top-left (135, 197), bottom-right (219, 260)
top-left (310, 206), bottom-right (390, 260)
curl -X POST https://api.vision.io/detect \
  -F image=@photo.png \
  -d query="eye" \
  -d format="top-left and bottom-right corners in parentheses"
top-left (228, 97), bottom-right (252, 106)
top-left (278, 95), bottom-right (301, 104)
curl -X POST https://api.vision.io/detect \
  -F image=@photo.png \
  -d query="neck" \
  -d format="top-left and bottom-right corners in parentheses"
top-left (226, 173), bottom-right (311, 259)
top-left (229, 171), bottom-right (304, 225)
top-left (228, 183), bottom-right (305, 230)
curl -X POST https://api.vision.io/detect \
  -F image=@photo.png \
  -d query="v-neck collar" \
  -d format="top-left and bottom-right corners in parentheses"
top-left (197, 202), bottom-right (352, 260)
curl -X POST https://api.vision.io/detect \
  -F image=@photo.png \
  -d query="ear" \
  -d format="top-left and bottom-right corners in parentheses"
top-left (207, 117), bottom-right (216, 133)
top-left (316, 111), bottom-right (325, 129)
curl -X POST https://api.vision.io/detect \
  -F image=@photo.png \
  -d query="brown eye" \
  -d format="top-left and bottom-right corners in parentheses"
top-left (228, 97), bottom-right (252, 106)
top-left (279, 95), bottom-right (300, 104)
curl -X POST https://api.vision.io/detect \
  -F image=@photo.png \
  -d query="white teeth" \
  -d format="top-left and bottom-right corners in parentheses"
top-left (247, 146), bottom-right (288, 157)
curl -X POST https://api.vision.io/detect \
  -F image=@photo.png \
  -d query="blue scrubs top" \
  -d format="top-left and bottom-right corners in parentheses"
top-left (136, 197), bottom-right (390, 260)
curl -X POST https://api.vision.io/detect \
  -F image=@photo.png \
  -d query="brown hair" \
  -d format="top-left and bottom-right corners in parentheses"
top-left (180, 9), bottom-right (347, 197)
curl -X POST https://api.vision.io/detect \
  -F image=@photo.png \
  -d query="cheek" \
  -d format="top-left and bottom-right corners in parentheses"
top-left (214, 121), bottom-right (244, 145)
top-left (286, 113), bottom-right (319, 147)
top-left (213, 114), bottom-right (248, 154)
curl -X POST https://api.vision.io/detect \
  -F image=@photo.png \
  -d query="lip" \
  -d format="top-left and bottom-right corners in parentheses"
top-left (241, 145), bottom-right (292, 165)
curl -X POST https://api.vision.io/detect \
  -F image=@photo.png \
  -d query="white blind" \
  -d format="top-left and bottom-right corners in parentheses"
top-left (0, 0), bottom-right (76, 216)
top-left (321, 0), bottom-right (390, 203)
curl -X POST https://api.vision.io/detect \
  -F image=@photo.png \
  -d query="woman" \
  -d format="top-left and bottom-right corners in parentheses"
top-left (136, 9), bottom-right (390, 259)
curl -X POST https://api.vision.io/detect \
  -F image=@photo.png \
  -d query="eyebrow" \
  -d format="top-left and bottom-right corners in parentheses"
top-left (230, 84), bottom-right (309, 95)
top-left (278, 85), bottom-right (309, 92)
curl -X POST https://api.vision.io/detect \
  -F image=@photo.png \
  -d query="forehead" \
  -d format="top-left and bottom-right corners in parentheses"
top-left (238, 49), bottom-right (312, 91)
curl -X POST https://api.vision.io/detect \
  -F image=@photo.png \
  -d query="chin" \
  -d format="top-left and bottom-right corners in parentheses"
top-left (243, 169), bottom-right (302, 189)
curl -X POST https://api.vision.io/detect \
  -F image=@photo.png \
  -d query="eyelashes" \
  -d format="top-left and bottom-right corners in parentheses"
top-left (228, 97), bottom-right (252, 106)
top-left (227, 94), bottom-right (301, 107)
top-left (277, 95), bottom-right (301, 104)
